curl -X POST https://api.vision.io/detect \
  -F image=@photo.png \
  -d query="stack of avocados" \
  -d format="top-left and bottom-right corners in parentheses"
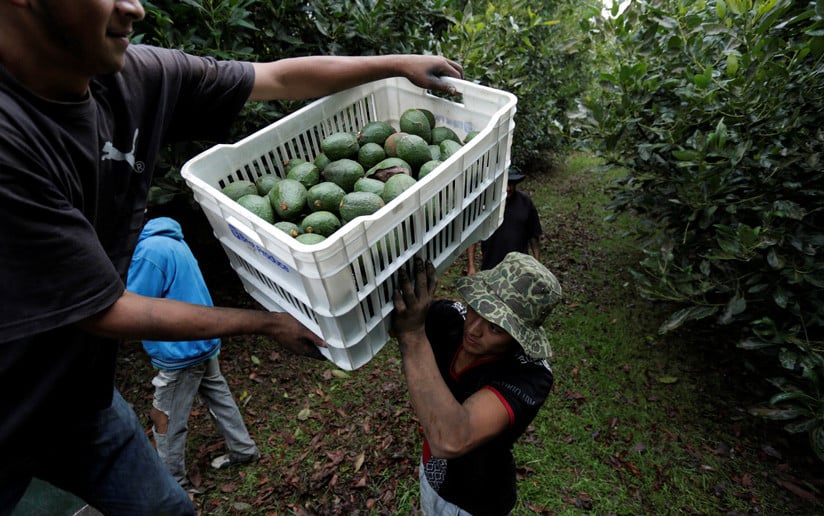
top-left (221, 108), bottom-right (480, 245)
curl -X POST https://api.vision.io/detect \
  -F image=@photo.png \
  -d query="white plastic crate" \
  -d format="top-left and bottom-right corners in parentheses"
top-left (181, 77), bottom-right (517, 370)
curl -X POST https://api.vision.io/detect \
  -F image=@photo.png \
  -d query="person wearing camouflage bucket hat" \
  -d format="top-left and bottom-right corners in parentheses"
top-left (455, 251), bottom-right (561, 359)
top-left (392, 253), bottom-right (561, 516)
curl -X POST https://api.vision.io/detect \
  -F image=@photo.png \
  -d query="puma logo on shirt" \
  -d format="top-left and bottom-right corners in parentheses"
top-left (101, 128), bottom-right (144, 172)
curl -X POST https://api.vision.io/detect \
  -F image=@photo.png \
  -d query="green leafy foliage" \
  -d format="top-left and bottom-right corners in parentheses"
top-left (588, 0), bottom-right (824, 456)
top-left (439, 0), bottom-right (603, 168)
top-left (298, 0), bottom-right (455, 55)
top-left (138, 0), bottom-right (260, 59)
top-left (133, 0), bottom-right (456, 205)
top-left (135, 0), bottom-right (602, 204)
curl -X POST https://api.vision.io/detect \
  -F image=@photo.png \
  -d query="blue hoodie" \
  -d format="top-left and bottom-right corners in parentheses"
top-left (126, 217), bottom-right (220, 370)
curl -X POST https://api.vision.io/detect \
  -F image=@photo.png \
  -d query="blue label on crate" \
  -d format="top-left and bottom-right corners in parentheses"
top-left (229, 224), bottom-right (290, 272)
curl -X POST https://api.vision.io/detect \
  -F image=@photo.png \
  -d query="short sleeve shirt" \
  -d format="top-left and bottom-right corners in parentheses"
top-left (422, 299), bottom-right (554, 515)
top-left (481, 190), bottom-right (542, 270)
top-left (0, 45), bottom-right (254, 449)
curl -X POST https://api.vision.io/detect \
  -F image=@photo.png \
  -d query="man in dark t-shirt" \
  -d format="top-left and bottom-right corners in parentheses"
top-left (467, 167), bottom-right (542, 273)
top-left (0, 2), bottom-right (463, 514)
top-left (393, 253), bottom-right (562, 515)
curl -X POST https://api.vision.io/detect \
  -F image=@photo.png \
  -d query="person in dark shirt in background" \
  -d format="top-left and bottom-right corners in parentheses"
top-left (467, 167), bottom-right (542, 274)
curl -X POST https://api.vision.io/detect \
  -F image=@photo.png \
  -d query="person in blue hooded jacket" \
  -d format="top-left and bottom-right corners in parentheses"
top-left (127, 217), bottom-right (259, 493)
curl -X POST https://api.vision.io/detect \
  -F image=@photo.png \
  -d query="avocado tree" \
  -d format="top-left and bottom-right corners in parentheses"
top-left (438, 0), bottom-right (604, 170)
top-left (135, 0), bottom-right (602, 200)
top-left (587, 0), bottom-right (824, 459)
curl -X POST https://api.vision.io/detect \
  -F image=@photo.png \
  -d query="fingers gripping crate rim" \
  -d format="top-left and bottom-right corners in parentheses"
top-left (181, 77), bottom-right (516, 370)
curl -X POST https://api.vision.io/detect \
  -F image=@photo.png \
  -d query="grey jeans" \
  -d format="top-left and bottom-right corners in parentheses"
top-left (151, 356), bottom-right (258, 486)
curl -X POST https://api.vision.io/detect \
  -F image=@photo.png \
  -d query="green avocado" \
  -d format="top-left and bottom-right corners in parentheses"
top-left (400, 108), bottom-right (432, 143)
top-left (439, 139), bottom-right (463, 161)
top-left (299, 211), bottom-right (341, 237)
top-left (365, 157), bottom-right (412, 180)
top-left (463, 130), bottom-right (480, 144)
top-left (418, 108), bottom-right (436, 129)
top-left (255, 174), bottom-right (282, 196)
top-left (321, 131), bottom-right (360, 161)
top-left (307, 181), bottom-right (346, 214)
top-left (339, 191), bottom-right (385, 223)
top-left (431, 126), bottom-right (461, 145)
top-left (383, 132), bottom-right (408, 157)
top-left (237, 193), bottom-right (276, 224)
top-left (396, 134), bottom-right (432, 171)
top-left (357, 142), bottom-right (386, 170)
top-left (322, 159), bottom-right (365, 192)
top-left (296, 232), bottom-right (327, 245)
top-left (286, 162), bottom-right (320, 189)
top-left (268, 178), bottom-right (307, 221)
top-left (314, 152), bottom-right (332, 172)
top-left (283, 158), bottom-right (307, 174)
top-left (357, 121), bottom-right (395, 146)
top-left (221, 180), bottom-right (257, 201)
top-left (381, 173), bottom-right (417, 204)
top-left (274, 221), bottom-right (300, 238)
top-left (417, 160), bottom-right (442, 179)
top-left (354, 177), bottom-right (386, 197)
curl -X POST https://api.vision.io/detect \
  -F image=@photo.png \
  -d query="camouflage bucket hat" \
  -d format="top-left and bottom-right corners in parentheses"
top-left (455, 252), bottom-right (562, 359)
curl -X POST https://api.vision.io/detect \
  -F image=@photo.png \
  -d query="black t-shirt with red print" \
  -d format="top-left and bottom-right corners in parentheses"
top-left (422, 299), bottom-right (553, 515)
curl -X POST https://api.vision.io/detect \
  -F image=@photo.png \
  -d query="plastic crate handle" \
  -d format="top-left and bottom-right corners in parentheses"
top-left (424, 77), bottom-right (465, 105)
